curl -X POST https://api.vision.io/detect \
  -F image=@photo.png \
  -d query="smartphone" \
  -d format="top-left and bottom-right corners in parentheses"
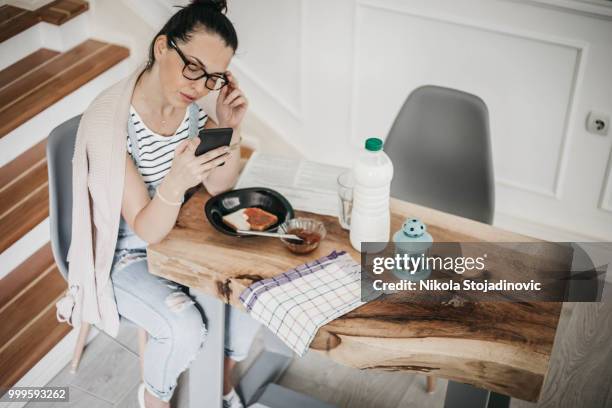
top-left (194, 127), bottom-right (233, 165)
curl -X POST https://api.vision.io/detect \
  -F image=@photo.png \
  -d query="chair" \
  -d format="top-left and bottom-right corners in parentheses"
top-left (47, 115), bottom-right (148, 378)
top-left (383, 85), bottom-right (495, 394)
top-left (384, 85), bottom-right (495, 225)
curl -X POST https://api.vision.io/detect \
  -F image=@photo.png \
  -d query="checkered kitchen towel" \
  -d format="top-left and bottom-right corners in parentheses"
top-left (239, 250), bottom-right (366, 356)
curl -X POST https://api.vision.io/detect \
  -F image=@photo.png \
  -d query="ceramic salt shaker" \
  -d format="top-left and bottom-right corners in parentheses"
top-left (392, 218), bottom-right (433, 281)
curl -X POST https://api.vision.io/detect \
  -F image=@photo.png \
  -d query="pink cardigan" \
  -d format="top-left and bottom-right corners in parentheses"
top-left (55, 63), bottom-right (211, 337)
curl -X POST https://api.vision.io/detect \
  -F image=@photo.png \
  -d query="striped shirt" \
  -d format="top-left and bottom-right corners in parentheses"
top-left (127, 104), bottom-right (208, 185)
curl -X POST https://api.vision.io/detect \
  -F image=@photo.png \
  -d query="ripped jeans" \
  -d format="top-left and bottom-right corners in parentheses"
top-left (110, 246), bottom-right (261, 402)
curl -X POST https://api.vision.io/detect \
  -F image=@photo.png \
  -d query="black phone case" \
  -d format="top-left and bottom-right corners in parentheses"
top-left (194, 128), bottom-right (233, 164)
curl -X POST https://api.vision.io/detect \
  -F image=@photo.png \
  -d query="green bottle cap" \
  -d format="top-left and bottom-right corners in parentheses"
top-left (365, 137), bottom-right (383, 151)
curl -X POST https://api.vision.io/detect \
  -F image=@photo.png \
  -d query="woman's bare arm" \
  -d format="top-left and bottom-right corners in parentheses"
top-left (121, 138), bottom-right (229, 244)
top-left (120, 153), bottom-right (183, 244)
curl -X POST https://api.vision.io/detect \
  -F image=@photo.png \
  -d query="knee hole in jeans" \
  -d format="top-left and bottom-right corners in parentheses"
top-left (163, 287), bottom-right (207, 353)
top-left (164, 290), bottom-right (196, 313)
top-left (113, 251), bottom-right (147, 272)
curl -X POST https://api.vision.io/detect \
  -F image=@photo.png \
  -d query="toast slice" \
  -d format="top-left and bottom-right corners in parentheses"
top-left (222, 207), bottom-right (278, 231)
top-left (222, 208), bottom-right (250, 231)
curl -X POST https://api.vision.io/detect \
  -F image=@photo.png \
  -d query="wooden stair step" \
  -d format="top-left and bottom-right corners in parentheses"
top-left (0, 155), bottom-right (47, 213)
top-left (0, 40), bottom-right (105, 106)
top-left (239, 145), bottom-right (254, 173)
top-left (0, 5), bottom-right (26, 22)
top-left (0, 48), bottom-right (61, 90)
top-left (0, 39), bottom-right (130, 137)
top-left (0, 185), bottom-right (48, 254)
top-left (0, 139), bottom-right (46, 187)
top-left (0, 1), bottom-right (89, 43)
top-left (241, 145), bottom-right (254, 160)
top-left (0, 139), bottom-right (49, 253)
top-left (0, 295), bottom-right (71, 389)
top-left (38, 0), bottom-right (89, 25)
top-left (0, 243), bottom-right (54, 309)
top-left (0, 6), bottom-right (39, 43)
top-left (0, 242), bottom-right (70, 390)
top-left (0, 253), bottom-right (64, 347)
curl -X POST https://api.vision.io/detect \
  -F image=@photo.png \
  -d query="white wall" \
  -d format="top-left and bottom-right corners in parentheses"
top-left (90, 0), bottom-right (612, 241)
top-left (87, 0), bottom-right (157, 70)
top-left (223, 0), bottom-right (612, 240)
top-left (5, 0), bottom-right (53, 10)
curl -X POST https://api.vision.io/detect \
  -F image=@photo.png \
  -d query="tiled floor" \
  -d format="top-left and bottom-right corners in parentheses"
top-left (26, 321), bottom-right (438, 408)
top-left (32, 322), bottom-right (142, 408)
top-left (26, 301), bottom-right (612, 408)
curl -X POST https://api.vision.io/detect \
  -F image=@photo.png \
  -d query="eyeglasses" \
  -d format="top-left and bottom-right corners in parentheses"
top-left (169, 39), bottom-right (228, 91)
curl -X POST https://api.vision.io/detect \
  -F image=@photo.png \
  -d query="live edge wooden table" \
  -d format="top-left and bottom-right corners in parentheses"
top-left (147, 187), bottom-right (562, 408)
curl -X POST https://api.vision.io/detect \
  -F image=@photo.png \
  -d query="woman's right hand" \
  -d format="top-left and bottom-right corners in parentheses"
top-left (165, 138), bottom-right (230, 195)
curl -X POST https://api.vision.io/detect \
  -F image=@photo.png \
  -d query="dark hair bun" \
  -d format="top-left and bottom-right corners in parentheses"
top-left (146, 0), bottom-right (237, 70)
top-left (190, 0), bottom-right (227, 14)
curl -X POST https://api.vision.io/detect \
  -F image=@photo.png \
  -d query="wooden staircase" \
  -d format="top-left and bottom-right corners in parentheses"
top-left (0, 0), bottom-right (89, 43)
top-left (0, 0), bottom-right (129, 392)
top-left (0, 243), bottom-right (70, 388)
top-left (0, 139), bottom-right (48, 253)
top-left (0, 39), bottom-right (130, 137)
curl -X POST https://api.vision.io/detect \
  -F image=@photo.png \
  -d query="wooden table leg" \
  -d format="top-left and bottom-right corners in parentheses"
top-left (189, 290), bottom-right (225, 408)
top-left (426, 375), bottom-right (436, 393)
top-left (70, 322), bottom-right (91, 373)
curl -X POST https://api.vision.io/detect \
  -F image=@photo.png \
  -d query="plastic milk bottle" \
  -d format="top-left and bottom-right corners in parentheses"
top-left (349, 137), bottom-right (394, 252)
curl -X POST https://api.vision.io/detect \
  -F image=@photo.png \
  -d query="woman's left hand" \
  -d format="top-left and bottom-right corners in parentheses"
top-left (216, 71), bottom-right (248, 129)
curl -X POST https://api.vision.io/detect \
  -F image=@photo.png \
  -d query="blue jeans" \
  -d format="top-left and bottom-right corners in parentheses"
top-left (110, 251), bottom-right (261, 402)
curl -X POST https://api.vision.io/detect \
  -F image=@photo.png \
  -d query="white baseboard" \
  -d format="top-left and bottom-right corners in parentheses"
top-left (0, 326), bottom-right (99, 408)
top-left (0, 219), bottom-right (50, 280)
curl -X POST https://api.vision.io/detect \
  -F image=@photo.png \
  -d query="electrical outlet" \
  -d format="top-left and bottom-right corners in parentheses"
top-left (586, 111), bottom-right (609, 136)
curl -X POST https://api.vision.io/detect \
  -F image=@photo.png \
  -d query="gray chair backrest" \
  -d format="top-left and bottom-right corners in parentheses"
top-left (384, 85), bottom-right (495, 224)
top-left (47, 115), bottom-right (82, 281)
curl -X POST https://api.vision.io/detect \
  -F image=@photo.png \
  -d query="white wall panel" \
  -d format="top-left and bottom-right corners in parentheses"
top-left (229, 0), bottom-right (302, 118)
top-left (601, 151), bottom-right (612, 213)
top-left (352, 3), bottom-right (583, 197)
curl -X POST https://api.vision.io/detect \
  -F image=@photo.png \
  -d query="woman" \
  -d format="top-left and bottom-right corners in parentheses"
top-left (61, 1), bottom-right (259, 407)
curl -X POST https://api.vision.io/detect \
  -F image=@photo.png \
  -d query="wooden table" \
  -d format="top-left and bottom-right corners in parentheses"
top-left (147, 187), bottom-right (563, 407)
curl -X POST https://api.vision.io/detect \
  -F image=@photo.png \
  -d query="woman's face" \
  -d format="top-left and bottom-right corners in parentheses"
top-left (154, 30), bottom-right (234, 107)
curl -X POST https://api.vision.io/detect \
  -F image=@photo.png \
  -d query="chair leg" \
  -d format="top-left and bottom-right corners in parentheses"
top-left (70, 322), bottom-right (91, 373)
top-left (426, 375), bottom-right (437, 394)
top-left (138, 328), bottom-right (148, 381)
